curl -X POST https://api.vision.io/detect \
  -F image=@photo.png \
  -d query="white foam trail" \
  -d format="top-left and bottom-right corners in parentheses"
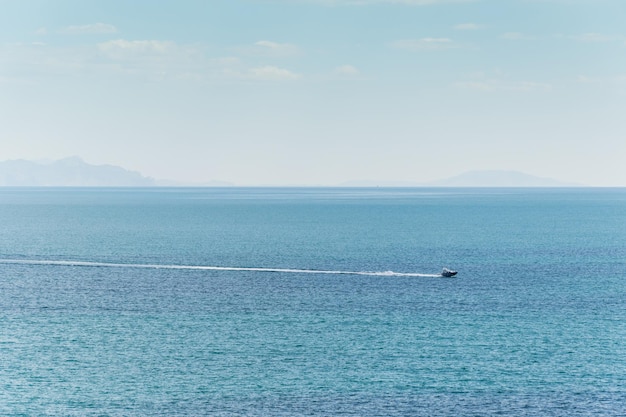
top-left (0, 259), bottom-right (442, 277)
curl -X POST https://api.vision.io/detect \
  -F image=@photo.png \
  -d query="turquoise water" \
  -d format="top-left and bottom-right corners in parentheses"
top-left (0, 187), bottom-right (625, 416)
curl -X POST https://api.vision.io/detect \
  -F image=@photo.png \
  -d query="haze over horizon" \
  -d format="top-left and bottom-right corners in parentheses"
top-left (0, 156), bottom-right (585, 187)
top-left (2, 0), bottom-right (625, 186)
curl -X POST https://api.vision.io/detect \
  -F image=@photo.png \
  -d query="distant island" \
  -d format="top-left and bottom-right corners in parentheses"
top-left (0, 157), bottom-right (235, 187)
top-left (0, 157), bottom-right (155, 186)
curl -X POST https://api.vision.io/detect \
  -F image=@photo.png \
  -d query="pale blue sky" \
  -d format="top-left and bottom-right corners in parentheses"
top-left (1, 0), bottom-right (625, 185)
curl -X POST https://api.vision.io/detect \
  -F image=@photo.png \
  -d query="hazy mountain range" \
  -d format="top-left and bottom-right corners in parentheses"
top-left (0, 157), bottom-right (155, 186)
top-left (0, 157), bottom-right (580, 187)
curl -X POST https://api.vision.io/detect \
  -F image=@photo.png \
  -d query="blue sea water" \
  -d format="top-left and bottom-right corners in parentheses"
top-left (0, 187), bottom-right (625, 416)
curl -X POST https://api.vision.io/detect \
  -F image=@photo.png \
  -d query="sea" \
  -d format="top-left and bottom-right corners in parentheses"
top-left (0, 187), bottom-right (624, 416)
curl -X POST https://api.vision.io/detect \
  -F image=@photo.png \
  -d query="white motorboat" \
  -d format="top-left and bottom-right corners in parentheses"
top-left (441, 268), bottom-right (457, 277)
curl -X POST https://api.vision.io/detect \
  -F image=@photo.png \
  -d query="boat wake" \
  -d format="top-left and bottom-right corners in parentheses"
top-left (0, 259), bottom-right (442, 278)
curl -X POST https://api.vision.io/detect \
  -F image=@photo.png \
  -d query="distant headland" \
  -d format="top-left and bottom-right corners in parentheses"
top-left (0, 157), bottom-right (155, 186)
top-left (0, 157), bottom-right (234, 187)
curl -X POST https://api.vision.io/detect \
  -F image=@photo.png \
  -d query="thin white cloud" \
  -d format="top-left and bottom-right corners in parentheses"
top-left (253, 40), bottom-right (300, 56)
top-left (248, 66), bottom-right (301, 80)
top-left (60, 23), bottom-right (118, 35)
top-left (94, 39), bottom-right (215, 81)
top-left (98, 39), bottom-right (178, 59)
top-left (255, 40), bottom-right (292, 49)
top-left (577, 75), bottom-right (596, 84)
top-left (335, 64), bottom-right (360, 75)
top-left (454, 23), bottom-right (482, 30)
top-left (392, 38), bottom-right (455, 51)
top-left (214, 56), bottom-right (241, 67)
top-left (2, 39), bottom-right (303, 83)
top-left (0, 42), bottom-right (97, 79)
top-left (501, 32), bottom-right (536, 40)
top-left (35, 27), bottom-right (48, 35)
top-left (456, 79), bottom-right (552, 92)
top-left (569, 33), bottom-right (624, 42)
top-left (577, 74), bottom-right (626, 86)
top-left (283, 0), bottom-right (474, 5)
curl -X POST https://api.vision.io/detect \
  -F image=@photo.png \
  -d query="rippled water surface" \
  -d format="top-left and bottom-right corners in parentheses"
top-left (0, 187), bottom-right (625, 416)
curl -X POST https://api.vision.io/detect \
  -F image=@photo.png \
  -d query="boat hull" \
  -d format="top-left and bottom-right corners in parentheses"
top-left (441, 268), bottom-right (458, 277)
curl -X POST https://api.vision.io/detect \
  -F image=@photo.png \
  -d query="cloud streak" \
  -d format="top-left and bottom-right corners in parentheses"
top-left (253, 40), bottom-right (300, 57)
top-left (286, 0), bottom-right (473, 4)
top-left (98, 39), bottom-right (177, 58)
top-left (454, 23), bottom-right (482, 30)
top-left (247, 66), bottom-right (301, 80)
top-left (569, 33), bottom-right (624, 42)
top-left (335, 64), bottom-right (360, 75)
top-left (391, 38), bottom-right (456, 51)
top-left (60, 23), bottom-right (118, 35)
top-left (456, 79), bottom-right (552, 92)
top-left (501, 32), bottom-right (536, 40)
top-left (2, 37), bottom-right (307, 83)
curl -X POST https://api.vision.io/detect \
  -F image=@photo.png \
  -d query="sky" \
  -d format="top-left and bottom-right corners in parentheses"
top-left (1, 0), bottom-right (625, 186)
